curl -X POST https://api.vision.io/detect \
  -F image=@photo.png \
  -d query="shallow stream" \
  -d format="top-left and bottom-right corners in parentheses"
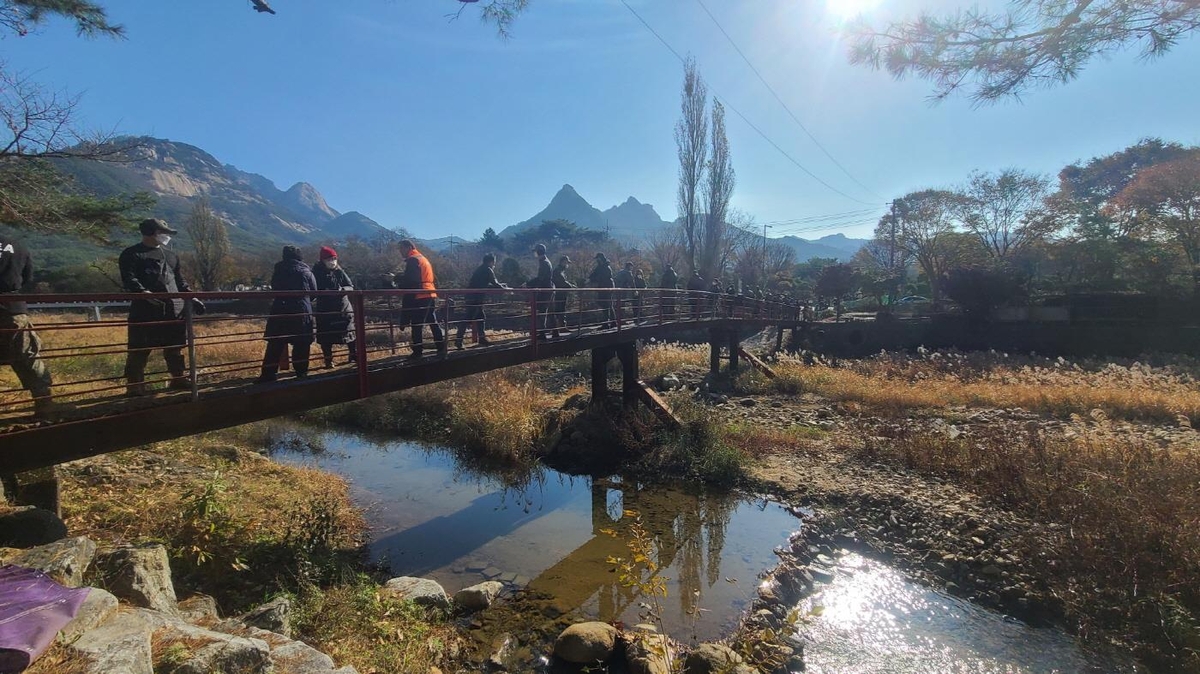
top-left (273, 430), bottom-right (1132, 672)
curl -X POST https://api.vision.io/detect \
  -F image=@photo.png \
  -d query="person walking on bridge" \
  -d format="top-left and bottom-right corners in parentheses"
top-left (525, 243), bottom-right (555, 340)
top-left (614, 261), bottom-right (635, 321)
top-left (120, 219), bottom-right (196, 396)
top-left (256, 246), bottom-right (317, 383)
top-left (686, 270), bottom-right (705, 319)
top-left (588, 253), bottom-right (615, 328)
top-left (659, 264), bottom-right (679, 319)
top-left (0, 234), bottom-right (53, 417)
top-left (313, 246), bottom-right (356, 369)
top-left (633, 268), bottom-right (647, 319)
top-left (394, 240), bottom-right (446, 360)
top-left (455, 252), bottom-right (506, 350)
top-left (551, 255), bottom-right (574, 336)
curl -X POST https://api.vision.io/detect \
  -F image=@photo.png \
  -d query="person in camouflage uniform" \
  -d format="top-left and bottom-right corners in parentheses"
top-left (0, 235), bottom-right (53, 417)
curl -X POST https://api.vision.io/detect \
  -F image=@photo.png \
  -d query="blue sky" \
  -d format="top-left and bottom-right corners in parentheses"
top-left (7, 0), bottom-right (1199, 240)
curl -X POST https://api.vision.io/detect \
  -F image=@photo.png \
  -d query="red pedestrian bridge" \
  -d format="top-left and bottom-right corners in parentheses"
top-left (0, 288), bottom-right (800, 474)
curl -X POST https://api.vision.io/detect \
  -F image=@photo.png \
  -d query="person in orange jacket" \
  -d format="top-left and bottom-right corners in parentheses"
top-left (392, 240), bottom-right (446, 360)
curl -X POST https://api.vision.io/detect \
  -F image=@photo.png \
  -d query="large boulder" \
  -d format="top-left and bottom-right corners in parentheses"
top-left (68, 608), bottom-right (158, 674)
top-left (177, 594), bottom-right (221, 623)
top-left (0, 536), bottom-right (96, 586)
top-left (684, 643), bottom-right (756, 674)
top-left (211, 623), bottom-right (357, 674)
top-left (453, 581), bottom-right (503, 612)
top-left (381, 576), bottom-right (450, 609)
top-left (0, 506), bottom-right (67, 548)
top-left (96, 544), bottom-right (178, 614)
top-left (154, 621), bottom-right (270, 674)
top-left (240, 596), bottom-right (292, 637)
top-left (553, 621), bottom-right (618, 664)
top-left (59, 588), bottom-right (119, 643)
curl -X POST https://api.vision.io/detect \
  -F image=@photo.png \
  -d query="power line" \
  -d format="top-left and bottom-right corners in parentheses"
top-left (761, 206), bottom-right (881, 226)
top-left (618, 0), bottom-right (883, 209)
top-left (694, 0), bottom-right (885, 202)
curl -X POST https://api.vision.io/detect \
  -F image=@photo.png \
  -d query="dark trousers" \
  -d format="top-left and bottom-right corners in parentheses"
top-left (552, 297), bottom-right (568, 329)
top-left (405, 298), bottom-right (444, 353)
top-left (125, 347), bottom-right (185, 386)
top-left (261, 338), bottom-right (312, 379)
top-left (455, 304), bottom-right (485, 343)
top-left (320, 341), bottom-right (357, 365)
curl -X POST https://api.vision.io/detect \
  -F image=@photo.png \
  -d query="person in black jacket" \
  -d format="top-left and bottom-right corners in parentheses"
top-left (119, 219), bottom-right (195, 396)
top-left (588, 253), bottom-right (616, 328)
top-left (686, 270), bottom-right (706, 319)
top-left (313, 246), bottom-right (356, 368)
top-left (455, 253), bottom-right (506, 349)
top-left (256, 246), bottom-right (317, 382)
top-left (633, 268), bottom-right (647, 319)
top-left (525, 243), bottom-right (555, 340)
top-left (0, 235), bottom-right (53, 416)
top-left (550, 255), bottom-right (574, 335)
top-left (659, 264), bottom-right (679, 318)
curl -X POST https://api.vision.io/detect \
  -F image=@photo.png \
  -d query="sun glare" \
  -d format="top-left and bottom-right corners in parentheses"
top-left (826, 0), bottom-right (882, 20)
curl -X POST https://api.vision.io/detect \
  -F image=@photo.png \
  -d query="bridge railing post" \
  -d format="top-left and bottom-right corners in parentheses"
top-left (352, 292), bottom-right (369, 398)
top-left (184, 296), bottom-right (199, 402)
top-left (529, 292), bottom-right (539, 355)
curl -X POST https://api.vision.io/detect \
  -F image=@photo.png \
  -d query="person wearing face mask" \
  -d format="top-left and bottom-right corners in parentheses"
top-left (313, 246), bottom-right (356, 368)
top-left (119, 218), bottom-right (195, 396)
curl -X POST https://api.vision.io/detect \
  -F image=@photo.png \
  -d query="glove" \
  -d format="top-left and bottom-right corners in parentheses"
top-left (191, 298), bottom-right (207, 316)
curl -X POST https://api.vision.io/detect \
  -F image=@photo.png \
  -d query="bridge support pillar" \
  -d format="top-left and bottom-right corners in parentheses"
top-left (1, 467), bottom-right (60, 516)
top-left (709, 330), bottom-right (721, 376)
top-left (591, 343), bottom-right (640, 407)
top-left (728, 331), bottom-right (740, 372)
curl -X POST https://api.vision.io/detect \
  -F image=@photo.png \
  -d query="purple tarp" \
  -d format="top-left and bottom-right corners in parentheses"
top-left (0, 565), bottom-right (90, 673)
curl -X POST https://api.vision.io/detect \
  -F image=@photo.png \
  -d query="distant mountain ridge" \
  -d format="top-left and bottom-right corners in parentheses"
top-left (498, 184), bottom-right (867, 261)
top-left (55, 136), bottom-right (391, 251)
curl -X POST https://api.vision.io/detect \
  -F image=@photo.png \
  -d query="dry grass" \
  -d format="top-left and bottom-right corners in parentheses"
top-left (291, 577), bottom-right (460, 674)
top-left (60, 424), bottom-right (364, 610)
top-left (858, 421), bottom-right (1200, 668)
top-left (25, 642), bottom-right (91, 674)
top-left (766, 349), bottom-right (1200, 423)
top-left (640, 342), bottom-right (708, 378)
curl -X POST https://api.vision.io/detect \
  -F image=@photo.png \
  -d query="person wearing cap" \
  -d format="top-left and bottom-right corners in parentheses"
top-left (392, 239), bottom-right (446, 360)
top-left (256, 246), bottom-right (317, 382)
top-left (550, 255), bottom-right (574, 336)
top-left (313, 246), bottom-right (356, 368)
top-left (633, 268), bottom-right (647, 319)
top-left (119, 218), bottom-right (195, 395)
top-left (659, 264), bottom-right (679, 319)
top-left (525, 243), bottom-right (555, 340)
top-left (588, 253), bottom-right (615, 328)
top-left (0, 232), bottom-right (54, 417)
top-left (456, 252), bottom-right (507, 349)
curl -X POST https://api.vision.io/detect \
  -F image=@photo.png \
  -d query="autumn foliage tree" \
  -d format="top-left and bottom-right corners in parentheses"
top-left (1110, 152), bottom-right (1200, 291)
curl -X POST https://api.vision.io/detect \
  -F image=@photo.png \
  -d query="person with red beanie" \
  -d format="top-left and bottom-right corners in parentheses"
top-left (312, 246), bottom-right (356, 368)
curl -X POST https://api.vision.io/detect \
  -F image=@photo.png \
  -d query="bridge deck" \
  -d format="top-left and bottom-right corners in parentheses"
top-left (0, 288), bottom-right (799, 474)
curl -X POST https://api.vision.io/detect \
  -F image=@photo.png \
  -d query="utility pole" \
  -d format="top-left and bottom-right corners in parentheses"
top-left (888, 200), bottom-right (899, 306)
top-left (761, 222), bottom-right (773, 286)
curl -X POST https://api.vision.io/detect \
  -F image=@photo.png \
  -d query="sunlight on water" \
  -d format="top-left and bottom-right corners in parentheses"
top-left (799, 553), bottom-right (1136, 674)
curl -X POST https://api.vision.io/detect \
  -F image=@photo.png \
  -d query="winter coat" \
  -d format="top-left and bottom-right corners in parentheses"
top-left (466, 264), bottom-right (505, 305)
top-left (659, 268), bottom-right (679, 290)
top-left (264, 258), bottom-right (317, 342)
top-left (119, 242), bottom-right (192, 349)
top-left (313, 261), bottom-right (355, 345)
top-left (0, 237), bottom-right (33, 316)
top-left (528, 256), bottom-right (554, 288)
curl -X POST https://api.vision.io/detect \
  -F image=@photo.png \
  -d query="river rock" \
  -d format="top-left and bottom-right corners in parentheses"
top-left (383, 576), bottom-right (450, 609)
top-left (657, 374), bottom-right (682, 391)
top-left (155, 621), bottom-right (271, 674)
top-left (0, 506), bottom-right (67, 548)
top-left (59, 587), bottom-right (119, 643)
top-left (240, 596), bottom-right (292, 637)
top-left (0, 535), bottom-right (96, 587)
top-left (454, 581), bottom-right (503, 612)
top-left (683, 643), bottom-right (755, 674)
top-left (554, 621), bottom-right (618, 664)
top-left (177, 594), bottom-right (221, 622)
top-left (96, 544), bottom-right (178, 614)
top-left (68, 608), bottom-right (157, 674)
top-left (626, 633), bottom-right (674, 674)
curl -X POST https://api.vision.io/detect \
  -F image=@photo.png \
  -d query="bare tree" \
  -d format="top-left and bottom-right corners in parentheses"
top-left (955, 169), bottom-right (1054, 258)
top-left (645, 226), bottom-right (685, 273)
top-left (848, 0), bottom-right (1200, 104)
top-left (698, 99), bottom-right (735, 283)
top-left (675, 57), bottom-right (708, 276)
top-left (185, 197), bottom-right (231, 291)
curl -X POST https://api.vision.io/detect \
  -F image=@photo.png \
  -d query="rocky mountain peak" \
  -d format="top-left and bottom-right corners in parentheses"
top-left (282, 181), bottom-right (338, 223)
